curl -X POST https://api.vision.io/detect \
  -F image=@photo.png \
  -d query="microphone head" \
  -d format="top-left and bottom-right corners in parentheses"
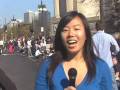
top-left (68, 68), bottom-right (77, 79)
top-left (68, 68), bottom-right (77, 87)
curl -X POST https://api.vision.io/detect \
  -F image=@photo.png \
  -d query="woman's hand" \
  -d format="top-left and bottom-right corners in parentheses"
top-left (64, 86), bottom-right (76, 90)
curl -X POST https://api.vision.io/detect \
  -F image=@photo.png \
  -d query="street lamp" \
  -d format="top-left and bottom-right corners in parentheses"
top-left (38, 0), bottom-right (45, 38)
top-left (3, 25), bottom-right (7, 41)
top-left (5, 30), bottom-right (7, 41)
top-left (11, 16), bottom-right (16, 39)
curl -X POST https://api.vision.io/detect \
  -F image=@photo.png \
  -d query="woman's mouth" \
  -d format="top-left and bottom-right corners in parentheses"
top-left (67, 40), bottom-right (77, 45)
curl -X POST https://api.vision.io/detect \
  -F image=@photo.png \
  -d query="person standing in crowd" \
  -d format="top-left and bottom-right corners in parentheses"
top-left (27, 39), bottom-right (32, 57)
top-left (35, 11), bottom-right (112, 90)
top-left (92, 21), bottom-right (120, 90)
top-left (8, 41), bottom-right (15, 55)
top-left (112, 56), bottom-right (120, 90)
top-left (115, 33), bottom-right (120, 61)
top-left (112, 57), bottom-right (120, 81)
top-left (0, 68), bottom-right (17, 90)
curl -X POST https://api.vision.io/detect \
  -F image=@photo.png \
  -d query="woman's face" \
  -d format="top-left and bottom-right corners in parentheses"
top-left (61, 16), bottom-right (86, 54)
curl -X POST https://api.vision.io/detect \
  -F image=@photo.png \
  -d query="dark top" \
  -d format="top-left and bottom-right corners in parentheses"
top-left (113, 63), bottom-right (120, 73)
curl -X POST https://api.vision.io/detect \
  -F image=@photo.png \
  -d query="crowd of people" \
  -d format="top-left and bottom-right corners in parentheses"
top-left (0, 36), bottom-right (54, 60)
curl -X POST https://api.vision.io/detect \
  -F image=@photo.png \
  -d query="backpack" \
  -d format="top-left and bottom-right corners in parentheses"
top-left (110, 43), bottom-right (116, 53)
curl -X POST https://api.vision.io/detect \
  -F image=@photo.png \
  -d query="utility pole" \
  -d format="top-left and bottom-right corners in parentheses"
top-left (11, 16), bottom-right (16, 40)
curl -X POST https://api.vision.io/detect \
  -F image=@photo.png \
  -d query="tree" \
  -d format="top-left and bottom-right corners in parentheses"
top-left (113, 0), bottom-right (120, 32)
top-left (100, 0), bottom-right (120, 33)
top-left (100, 0), bottom-right (116, 33)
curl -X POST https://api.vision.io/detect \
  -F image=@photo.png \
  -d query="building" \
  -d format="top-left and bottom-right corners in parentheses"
top-left (33, 3), bottom-right (50, 37)
top-left (50, 17), bottom-right (60, 37)
top-left (7, 17), bottom-right (21, 28)
top-left (23, 1), bottom-right (51, 38)
top-left (54, 0), bottom-right (77, 18)
top-left (54, 0), bottom-right (99, 19)
top-left (54, 0), bottom-right (60, 18)
top-left (24, 10), bottom-right (34, 24)
top-left (52, 0), bottom-right (100, 34)
top-left (77, 0), bottom-right (100, 21)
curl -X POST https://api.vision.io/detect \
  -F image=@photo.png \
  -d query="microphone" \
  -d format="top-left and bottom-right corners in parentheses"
top-left (68, 68), bottom-right (77, 87)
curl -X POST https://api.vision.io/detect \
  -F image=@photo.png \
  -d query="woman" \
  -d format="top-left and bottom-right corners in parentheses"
top-left (35, 11), bottom-right (112, 90)
top-left (8, 42), bottom-right (15, 55)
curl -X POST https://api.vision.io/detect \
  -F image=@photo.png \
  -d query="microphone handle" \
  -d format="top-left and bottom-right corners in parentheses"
top-left (69, 79), bottom-right (75, 87)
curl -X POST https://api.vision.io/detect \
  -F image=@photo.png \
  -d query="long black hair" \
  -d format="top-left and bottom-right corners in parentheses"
top-left (48, 11), bottom-right (97, 83)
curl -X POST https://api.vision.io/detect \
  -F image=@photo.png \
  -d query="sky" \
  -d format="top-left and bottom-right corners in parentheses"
top-left (0, 0), bottom-right (54, 26)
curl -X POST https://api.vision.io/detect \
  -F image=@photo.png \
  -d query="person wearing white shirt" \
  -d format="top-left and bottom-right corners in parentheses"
top-left (92, 21), bottom-right (120, 90)
top-left (27, 39), bottom-right (32, 57)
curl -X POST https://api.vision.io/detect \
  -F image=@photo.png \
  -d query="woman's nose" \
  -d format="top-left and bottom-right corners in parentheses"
top-left (68, 29), bottom-right (75, 36)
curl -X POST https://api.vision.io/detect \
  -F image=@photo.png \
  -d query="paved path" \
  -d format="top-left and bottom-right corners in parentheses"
top-left (0, 54), bottom-right (41, 90)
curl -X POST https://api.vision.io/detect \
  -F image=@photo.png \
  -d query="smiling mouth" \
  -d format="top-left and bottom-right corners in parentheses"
top-left (67, 40), bottom-right (77, 45)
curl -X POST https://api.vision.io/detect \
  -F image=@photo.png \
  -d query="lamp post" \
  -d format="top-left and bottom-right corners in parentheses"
top-left (38, 0), bottom-right (45, 38)
top-left (11, 16), bottom-right (16, 40)
top-left (5, 30), bottom-right (7, 41)
top-left (3, 25), bottom-right (7, 41)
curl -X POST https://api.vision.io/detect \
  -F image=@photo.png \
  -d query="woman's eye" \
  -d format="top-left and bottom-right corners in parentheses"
top-left (63, 29), bottom-right (69, 32)
top-left (75, 28), bottom-right (80, 30)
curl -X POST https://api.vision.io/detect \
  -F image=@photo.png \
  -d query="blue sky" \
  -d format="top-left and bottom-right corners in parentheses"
top-left (0, 0), bottom-right (54, 25)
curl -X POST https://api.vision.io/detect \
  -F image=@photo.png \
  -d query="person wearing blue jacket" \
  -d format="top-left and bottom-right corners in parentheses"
top-left (35, 11), bottom-right (112, 90)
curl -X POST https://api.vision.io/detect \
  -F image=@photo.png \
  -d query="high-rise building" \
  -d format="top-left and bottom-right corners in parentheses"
top-left (24, 10), bottom-right (34, 24)
top-left (33, 3), bottom-right (50, 37)
top-left (23, 1), bottom-right (51, 37)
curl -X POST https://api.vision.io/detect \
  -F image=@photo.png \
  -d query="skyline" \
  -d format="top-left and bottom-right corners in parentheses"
top-left (0, 0), bottom-right (54, 26)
